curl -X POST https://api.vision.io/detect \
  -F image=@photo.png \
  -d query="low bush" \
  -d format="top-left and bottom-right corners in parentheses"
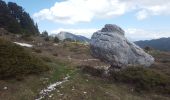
top-left (0, 38), bottom-right (49, 79)
top-left (109, 67), bottom-right (170, 94)
top-left (81, 65), bottom-right (105, 77)
top-left (44, 37), bottom-right (49, 41)
top-left (32, 48), bottom-right (42, 53)
top-left (53, 53), bottom-right (58, 57)
top-left (41, 56), bottom-right (52, 62)
top-left (21, 34), bottom-right (33, 41)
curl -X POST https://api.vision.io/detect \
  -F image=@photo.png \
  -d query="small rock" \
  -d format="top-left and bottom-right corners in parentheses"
top-left (53, 43), bottom-right (58, 46)
top-left (49, 94), bottom-right (53, 98)
top-left (3, 87), bottom-right (8, 90)
top-left (83, 91), bottom-right (87, 94)
top-left (71, 86), bottom-right (75, 91)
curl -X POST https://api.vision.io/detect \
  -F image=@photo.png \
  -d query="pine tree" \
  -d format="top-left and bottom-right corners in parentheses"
top-left (41, 31), bottom-right (48, 37)
top-left (54, 36), bottom-right (60, 43)
top-left (0, 0), bottom-right (21, 33)
top-left (0, 0), bottom-right (40, 35)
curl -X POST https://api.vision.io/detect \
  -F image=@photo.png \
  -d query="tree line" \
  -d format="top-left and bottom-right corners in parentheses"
top-left (0, 0), bottom-right (39, 35)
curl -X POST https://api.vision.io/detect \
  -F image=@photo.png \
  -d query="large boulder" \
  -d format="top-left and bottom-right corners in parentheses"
top-left (90, 24), bottom-right (154, 68)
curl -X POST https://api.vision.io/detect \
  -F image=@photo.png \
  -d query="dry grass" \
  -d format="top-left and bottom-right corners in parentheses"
top-left (0, 34), bottom-right (170, 100)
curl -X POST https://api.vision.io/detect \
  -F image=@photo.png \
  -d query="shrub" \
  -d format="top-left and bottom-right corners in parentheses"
top-left (64, 38), bottom-right (75, 42)
top-left (144, 46), bottom-right (153, 51)
top-left (81, 65), bottom-right (105, 77)
top-left (32, 48), bottom-right (42, 53)
top-left (44, 37), bottom-right (49, 41)
top-left (0, 38), bottom-right (49, 79)
top-left (53, 53), bottom-right (58, 57)
top-left (41, 56), bottom-right (52, 62)
top-left (21, 34), bottom-right (33, 41)
top-left (109, 67), bottom-right (170, 94)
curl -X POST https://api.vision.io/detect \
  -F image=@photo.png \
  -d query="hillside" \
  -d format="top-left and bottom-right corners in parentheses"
top-left (0, 31), bottom-right (170, 100)
top-left (0, 1), bottom-right (170, 100)
top-left (135, 37), bottom-right (170, 51)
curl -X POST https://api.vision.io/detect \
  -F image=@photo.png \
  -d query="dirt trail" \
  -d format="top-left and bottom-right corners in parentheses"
top-left (35, 75), bottom-right (70, 100)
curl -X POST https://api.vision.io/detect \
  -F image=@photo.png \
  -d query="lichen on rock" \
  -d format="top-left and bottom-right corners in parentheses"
top-left (90, 24), bottom-right (154, 68)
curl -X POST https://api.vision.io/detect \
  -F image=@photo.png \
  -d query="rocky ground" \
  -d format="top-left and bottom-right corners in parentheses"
top-left (0, 33), bottom-right (170, 100)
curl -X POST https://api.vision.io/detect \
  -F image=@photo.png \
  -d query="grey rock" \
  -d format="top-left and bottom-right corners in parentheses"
top-left (90, 24), bottom-right (154, 68)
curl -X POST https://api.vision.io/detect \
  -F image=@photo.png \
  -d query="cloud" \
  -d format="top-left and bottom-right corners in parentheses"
top-left (33, 0), bottom-right (170, 24)
top-left (126, 28), bottom-right (170, 41)
top-left (136, 2), bottom-right (170, 20)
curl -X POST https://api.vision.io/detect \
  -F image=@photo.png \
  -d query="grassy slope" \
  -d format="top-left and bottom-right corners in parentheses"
top-left (0, 35), bottom-right (170, 100)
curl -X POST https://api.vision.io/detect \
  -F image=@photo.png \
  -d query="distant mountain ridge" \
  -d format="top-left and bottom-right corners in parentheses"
top-left (135, 37), bottom-right (170, 51)
top-left (55, 31), bottom-right (90, 43)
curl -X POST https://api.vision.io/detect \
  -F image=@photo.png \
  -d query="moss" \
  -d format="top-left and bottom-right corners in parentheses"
top-left (109, 67), bottom-right (170, 94)
top-left (0, 38), bottom-right (49, 79)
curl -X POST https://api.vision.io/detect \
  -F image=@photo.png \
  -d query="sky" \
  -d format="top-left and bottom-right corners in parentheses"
top-left (4, 0), bottom-right (170, 41)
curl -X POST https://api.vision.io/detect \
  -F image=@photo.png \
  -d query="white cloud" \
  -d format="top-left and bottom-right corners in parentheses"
top-left (33, 0), bottom-right (129, 24)
top-left (136, 10), bottom-right (148, 20)
top-left (33, 0), bottom-right (170, 24)
top-left (126, 28), bottom-right (170, 41)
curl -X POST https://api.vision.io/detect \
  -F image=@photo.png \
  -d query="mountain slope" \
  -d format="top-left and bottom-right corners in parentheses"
top-left (135, 37), bottom-right (170, 51)
top-left (56, 31), bottom-right (90, 43)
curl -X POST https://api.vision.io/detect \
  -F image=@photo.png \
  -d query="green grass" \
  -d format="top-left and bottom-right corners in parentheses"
top-left (46, 60), bottom-right (77, 83)
top-left (50, 71), bottom-right (170, 100)
top-left (1, 38), bottom-right (170, 100)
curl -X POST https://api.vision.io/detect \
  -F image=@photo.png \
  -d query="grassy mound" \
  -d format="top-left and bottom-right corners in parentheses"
top-left (0, 38), bottom-right (49, 79)
top-left (110, 67), bottom-right (170, 94)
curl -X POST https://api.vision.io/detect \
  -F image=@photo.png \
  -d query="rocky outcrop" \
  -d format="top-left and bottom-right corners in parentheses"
top-left (56, 31), bottom-right (90, 43)
top-left (90, 24), bottom-right (154, 68)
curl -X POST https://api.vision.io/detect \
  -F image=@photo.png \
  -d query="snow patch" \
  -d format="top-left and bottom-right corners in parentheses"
top-left (14, 42), bottom-right (33, 48)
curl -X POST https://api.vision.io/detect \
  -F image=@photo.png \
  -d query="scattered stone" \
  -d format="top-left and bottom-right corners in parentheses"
top-left (72, 86), bottom-right (75, 91)
top-left (53, 43), bottom-right (59, 46)
top-left (59, 93), bottom-right (64, 96)
top-left (49, 94), bottom-right (53, 98)
top-left (83, 91), bottom-right (87, 94)
top-left (35, 75), bottom-right (70, 100)
top-left (90, 24), bottom-right (154, 68)
top-left (60, 86), bottom-right (64, 89)
top-left (3, 87), bottom-right (8, 90)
